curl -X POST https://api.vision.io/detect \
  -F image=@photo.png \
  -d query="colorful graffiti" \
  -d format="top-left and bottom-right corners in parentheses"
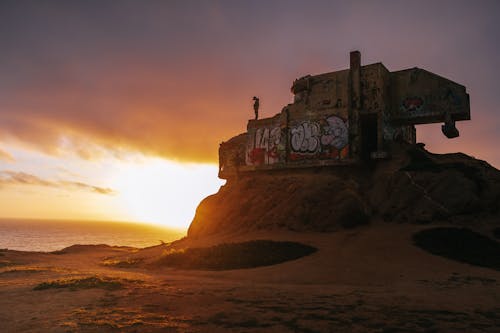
top-left (321, 116), bottom-right (349, 149)
top-left (247, 126), bottom-right (284, 165)
top-left (401, 96), bottom-right (424, 112)
top-left (289, 115), bottom-right (349, 161)
top-left (246, 115), bottom-right (349, 165)
top-left (400, 88), bottom-right (464, 118)
top-left (290, 122), bottom-right (320, 153)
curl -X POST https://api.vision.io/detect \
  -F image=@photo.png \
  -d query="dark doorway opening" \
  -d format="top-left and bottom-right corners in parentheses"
top-left (360, 114), bottom-right (378, 160)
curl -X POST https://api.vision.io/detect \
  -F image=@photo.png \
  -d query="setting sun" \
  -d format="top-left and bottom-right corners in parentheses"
top-left (111, 158), bottom-right (224, 229)
top-left (0, 145), bottom-right (224, 229)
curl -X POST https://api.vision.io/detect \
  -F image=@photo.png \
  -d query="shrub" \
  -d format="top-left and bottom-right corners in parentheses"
top-left (34, 276), bottom-right (125, 291)
top-left (156, 240), bottom-right (317, 270)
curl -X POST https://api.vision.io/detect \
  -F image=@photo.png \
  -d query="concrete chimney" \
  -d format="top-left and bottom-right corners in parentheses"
top-left (350, 50), bottom-right (361, 70)
top-left (349, 50), bottom-right (362, 157)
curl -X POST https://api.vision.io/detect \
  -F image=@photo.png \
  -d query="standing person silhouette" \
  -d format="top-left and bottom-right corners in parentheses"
top-left (253, 96), bottom-right (259, 120)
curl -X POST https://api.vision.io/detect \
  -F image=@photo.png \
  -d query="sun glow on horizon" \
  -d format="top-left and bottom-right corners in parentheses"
top-left (0, 144), bottom-right (224, 229)
top-left (111, 158), bottom-right (225, 229)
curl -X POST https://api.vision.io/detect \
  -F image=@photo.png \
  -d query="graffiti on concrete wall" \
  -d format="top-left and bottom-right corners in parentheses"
top-left (289, 115), bottom-right (349, 161)
top-left (290, 122), bottom-right (320, 153)
top-left (401, 96), bottom-right (424, 112)
top-left (383, 112), bottom-right (415, 144)
top-left (246, 115), bottom-right (349, 165)
top-left (320, 116), bottom-right (349, 149)
top-left (400, 88), bottom-right (463, 116)
top-left (247, 126), bottom-right (284, 166)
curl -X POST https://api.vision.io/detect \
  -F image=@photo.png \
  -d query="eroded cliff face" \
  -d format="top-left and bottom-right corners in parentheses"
top-left (369, 147), bottom-right (500, 223)
top-left (188, 143), bottom-right (500, 238)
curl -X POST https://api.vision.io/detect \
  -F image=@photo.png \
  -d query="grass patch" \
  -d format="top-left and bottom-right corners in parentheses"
top-left (156, 240), bottom-right (317, 270)
top-left (101, 258), bottom-right (143, 268)
top-left (34, 276), bottom-right (126, 291)
top-left (413, 227), bottom-right (500, 271)
top-left (1, 267), bottom-right (48, 275)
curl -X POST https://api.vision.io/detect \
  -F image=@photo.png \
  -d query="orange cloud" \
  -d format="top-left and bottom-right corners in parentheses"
top-left (0, 60), bottom-right (257, 163)
top-left (0, 149), bottom-right (14, 162)
top-left (0, 1), bottom-right (499, 168)
top-left (0, 170), bottom-right (115, 195)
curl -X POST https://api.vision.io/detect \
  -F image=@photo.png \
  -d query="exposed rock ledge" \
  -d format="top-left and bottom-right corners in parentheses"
top-left (188, 143), bottom-right (500, 238)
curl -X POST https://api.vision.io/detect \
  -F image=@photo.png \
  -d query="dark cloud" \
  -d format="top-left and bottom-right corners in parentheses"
top-left (0, 1), bottom-right (499, 165)
top-left (0, 170), bottom-right (115, 195)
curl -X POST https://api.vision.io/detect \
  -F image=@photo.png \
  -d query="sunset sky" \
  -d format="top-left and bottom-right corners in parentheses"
top-left (1, 0), bottom-right (499, 228)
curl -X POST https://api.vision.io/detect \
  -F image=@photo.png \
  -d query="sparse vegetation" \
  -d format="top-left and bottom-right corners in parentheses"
top-left (101, 258), bottom-right (143, 268)
top-left (155, 240), bottom-right (317, 270)
top-left (1, 267), bottom-right (47, 275)
top-left (413, 227), bottom-right (500, 271)
top-left (33, 276), bottom-right (128, 291)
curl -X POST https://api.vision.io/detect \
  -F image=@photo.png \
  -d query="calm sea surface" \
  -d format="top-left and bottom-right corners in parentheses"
top-left (0, 219), bottom-right (186, 252)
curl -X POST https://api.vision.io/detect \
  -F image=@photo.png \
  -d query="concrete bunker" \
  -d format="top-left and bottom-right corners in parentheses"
top-left (219, 51), bottom-right (470, 179)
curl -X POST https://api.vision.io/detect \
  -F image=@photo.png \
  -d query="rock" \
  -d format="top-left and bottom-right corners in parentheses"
top-left (371, 145), bottom-right (500, 224)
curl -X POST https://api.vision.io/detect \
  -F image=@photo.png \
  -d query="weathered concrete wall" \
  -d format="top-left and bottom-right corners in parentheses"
top-left (245, 69), bottom-right (351, 168)
top-left (246, 114), bottom-right (285, 166)
top-left (357, 63), bottom-right (416, 146)
top-left (291, 70), bottom-right (350, 114)
top-left (360, 63), bottom-right (389, 114)
top-left (218, 51), bottom-right (470, 179)
top-left (245, 113), bottom-right (350, 167)
top-left (218, 133), bottom-right (247, 178)
top-left (287, 114), bottom-right (349, 161)
top-left (390, 68), bottom-right (470, 125)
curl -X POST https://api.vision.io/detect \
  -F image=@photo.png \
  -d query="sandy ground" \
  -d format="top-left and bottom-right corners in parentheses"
top-left (1, 223), bottom-right (499, 332)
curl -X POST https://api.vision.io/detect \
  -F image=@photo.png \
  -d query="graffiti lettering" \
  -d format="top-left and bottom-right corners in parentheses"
top-left (247, 126), bottom-right (283, 165)
top-left (255, 128), bottom-right (269, 150)
top-left (289, 115), bottom-right (349, 161)
top-left (247, 115), bottom-right (349, 165)
top-left (291, 122), bottom-right (320, 153)
top-left (321, 116), bottom-right (348, 150)
top-left (290, 116), bottom-right (348, 153)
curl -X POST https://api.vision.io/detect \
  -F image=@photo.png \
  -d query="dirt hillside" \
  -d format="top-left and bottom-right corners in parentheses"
top-left (188, 143), bottom-right (500, 238)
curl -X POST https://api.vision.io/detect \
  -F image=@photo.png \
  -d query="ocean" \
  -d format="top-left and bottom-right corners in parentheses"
top-left (0, 219), bottom-right (186, 252)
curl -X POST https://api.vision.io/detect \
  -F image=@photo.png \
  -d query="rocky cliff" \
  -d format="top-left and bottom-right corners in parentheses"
top-left (188, 143), bottom-right (500, 238)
